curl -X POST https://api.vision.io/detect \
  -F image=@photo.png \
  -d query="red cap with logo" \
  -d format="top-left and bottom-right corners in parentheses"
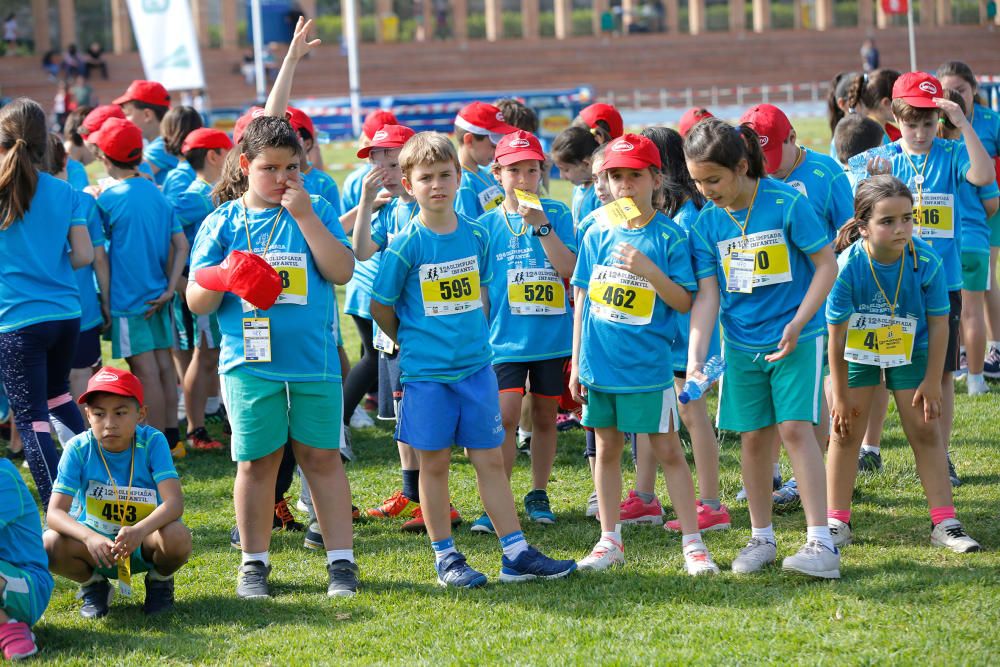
top-left (182, 128), bottom-right (235, 154)
top-left (357, 124), bottom-right (416, 158)
top-left (287, 106), bottom-right (316, 139)
top-left (232, 106), bottom-right (268, 145)
top-left (195, 250), bottom-right (284, 310)
top-left (739, 104), bottom-right (793, 174)
top-left (678, 107), bottom-right (714, 138)
top-left (90, 118), bottom-right (144, 163)
top-left (80, 105), bottom-right (126, 137)
top-left (494, 130), bottom-right (545, 165)
top-left (455, 102), bottom-right (520, 144)
top-left (892, 72), bottom-right (942, 109)
top-left (362, 109), bottom-right (399, 140)
top-left (113, 80), bottom-right (171, 108)
top-left (579, 103), bottom-right (624, 140)
top-left (600, 133), bottom-right (662, 171)
top-left (78, 366), bottom-right (145, 406)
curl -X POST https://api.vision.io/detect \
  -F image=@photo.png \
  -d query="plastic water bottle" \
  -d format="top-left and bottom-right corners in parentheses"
top-left (846, 143), bottom-right (901, 183)
top-left (679, 356), bottom-right (726, 404)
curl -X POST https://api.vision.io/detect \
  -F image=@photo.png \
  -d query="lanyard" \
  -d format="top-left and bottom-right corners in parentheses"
top-left (241, 195), bottom-right (283, 258)
top-left (95, 435), bottom-right (136, 531)
top-left (863, 240), bottom-right (905, 318)
top-left (626, 210), bottom-right (655, 230)
top-left (781, 147), bottom-right (805, 182)
top-left (501, 207), bottom-right (529, 237)
top-left (724, 179), bottom-right (760, 239)
top-left (463, 165), bottom-right (495, 189)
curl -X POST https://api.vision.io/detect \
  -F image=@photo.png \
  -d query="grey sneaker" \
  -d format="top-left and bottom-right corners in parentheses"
top-left (731, 537), bottom-right (777, 574)
top-left (585, 491), bottom-right (599, 518)
top-left (237, 561), bottom-right (272, 599)
top-left (946, 453), bottom-right (961, 487)
top-left (782, 539), bottom-right (841, 579)
top-left (829, 519), bottom-right (852, 548)
top-left (340, 428), bottom-right (354, 462)
top-left (327, 559), bottom-right (359, 597)
top-left (930, 518), bottom-right (981, 553)
top-left (857, 449), bottom-right (883, 473)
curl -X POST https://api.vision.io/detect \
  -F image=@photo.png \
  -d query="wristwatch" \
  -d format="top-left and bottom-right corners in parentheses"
top-left (534, 223), bottom-right (552, 237)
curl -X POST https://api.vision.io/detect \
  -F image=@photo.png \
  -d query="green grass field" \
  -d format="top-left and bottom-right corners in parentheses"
top-left (7, 116), bottom-right (999, 664)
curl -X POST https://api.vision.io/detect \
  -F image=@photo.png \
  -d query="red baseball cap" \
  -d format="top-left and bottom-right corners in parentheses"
top-left (455, 102), bottom-right (519, 144)
top-left (232, 106), bottom-right (267, 145)
top-left (740, 104), bottom-right (793, 174)
top-left (80, 105), bottom-right (126, 137)
top-left (182, 128), bottom-right (234, 154)
top-left (678, 107), bottom-right (714, 138)
top-left (357, 124), bottom-right (416, 158)
top-left (90, 118), bottom-right (144, 163)
top-left (579, 103), bottom-right (624, 140)
top-left (113, 80), bottom-right (171, 108)
top-left (287, 106), bottom-right (316, 139)
top-left (78, 367), bottom-right (145, 406)
top-left (195, 250), bottom-right (284, 310)
top-left (892, 72), bottom-right (942, 109)
top-left (494, 130), bottom-right (545, 165)
top-left (600, 133), bottom-right (662, 171)
top-left (362, 109), bottom-right (398, 140)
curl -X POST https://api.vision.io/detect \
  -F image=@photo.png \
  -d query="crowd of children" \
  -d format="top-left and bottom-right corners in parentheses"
top-left (0, 16), bottom-right (995, 659)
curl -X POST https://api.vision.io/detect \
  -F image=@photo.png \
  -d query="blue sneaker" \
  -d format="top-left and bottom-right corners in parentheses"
top-left (735, 473), bottom-right (782, 502)
top-left (499, 546), bottom-right (577, 583)
top-left (524, 489), bottom-right (556, 524)
top-left (435, 552), bottom-right (488, 589)
top-left (470, 512), bottom-right (496, 534)
top-left (772, 478), bottom-right (800, 512)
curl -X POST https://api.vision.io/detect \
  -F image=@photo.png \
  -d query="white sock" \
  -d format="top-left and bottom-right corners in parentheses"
top-left (326, 549), bottom-right (355, 565)
top-left (147, 568), bottom-right (172, 581)
top-left (807, 525), bottom-right (835, 551)
top-left (681, 533), bottom-right (703, 549)
top-left (601, 524), bottom-right (622, 545)
top-left (431, 537), bottom-right (457, 565)
top-left (206, 396), bottom-right (221, 413)
top-left (242, 550), bottom-right (269, 566)
top-left (499, 531), bottom-right (530, 559)
top-left (82, 572), bottom-right (104, 585)
top-left (751, 524), bottom-right (776, 545)
top-left (772, 463), bottom-right (781, 478)
top-left (517, 427), bottom-right (532, 440)
top-left (861, 444), bottom-right (880, 454)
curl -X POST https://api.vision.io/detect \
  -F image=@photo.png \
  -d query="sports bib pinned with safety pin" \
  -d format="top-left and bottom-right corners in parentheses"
top-left (587, 265), bottom-right (655, 325)
top-left (507, 268), bottom-right (566, 315)
top-left (419, 256), bottom-right (483, 316)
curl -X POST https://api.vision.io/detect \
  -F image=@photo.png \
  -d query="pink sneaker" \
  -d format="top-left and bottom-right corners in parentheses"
top-left (0, 620), bottom-right (38, 660)
top-left (665, 502), bottom-right (732, 532)
top-left (619, 490), bottom-right (664, 525)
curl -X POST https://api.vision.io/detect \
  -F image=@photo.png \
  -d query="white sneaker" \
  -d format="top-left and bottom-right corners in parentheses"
top-left (577, 538), bottom-right (625, 571)
top-left (782, 539), bottom-right (841, 579)
top-left (829, 518), bottom-right (852, 548)
top-left (683, 543), bottom-right (720, 576)
top-left (585, 491), bottom-right (600, 518)
top-left (930, 518), bottom-right (981, 553)
top-left (731, 537), bottom-right (777, 574)
top-left (350, 405), bottom-right (375, 428)
top-left (966, 374), bottom-right (990, 396)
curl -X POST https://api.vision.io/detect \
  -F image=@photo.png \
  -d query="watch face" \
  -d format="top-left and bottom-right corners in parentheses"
top-left (537, 224), bottom-right (551, 236)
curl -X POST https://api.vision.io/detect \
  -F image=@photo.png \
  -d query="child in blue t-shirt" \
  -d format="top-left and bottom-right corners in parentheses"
top-left (159, 106), bottom-right (202, 201)
top-left (44, 368), bottom-right (192, 618)
top-left (371, 131), bottom-right (576, 588)
top-left (453, 101), bottom-right (518, 219)
top-left (341, 109), bottom-right (398, 213)
top-left (114, 79), bottom-right (176, 185)
top-left (825, 175), bottom-right (980, 554)
top-left (551, 126), bottom-right (601, 228)
top-left (685, 117), bottom-right (841, 579)
top-left (288, 106), bottom-right (342, 216)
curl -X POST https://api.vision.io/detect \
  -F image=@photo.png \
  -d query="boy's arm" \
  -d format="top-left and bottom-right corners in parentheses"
top-left (370, 300), bottom-right (399, 344)
top-left (46, 492), bottom-right (117, 569)
top-left (984, 197), bottom-right (999, 219)
top-left (522, 206), bottom-right (577, 278)
top-left (765, 244), bottom-right (836, 362)
top-left (937, 98), bottom-right (993, 186)
top-left (352, 168), bottom-right (388, 261)
top-left (283, 178), bottom-right (354, 285)
top-left (93, 246), bottom-right (111, 330)
top-left (264, 17), bottom-right (320, 118)
top-left (113, 478), bottom-right (183, 559)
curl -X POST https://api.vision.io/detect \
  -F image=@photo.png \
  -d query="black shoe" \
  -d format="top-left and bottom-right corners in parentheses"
top-left (857, 449), bottom-right (883, 473)
top-left (142, 575), bottom-right (175, 615)
top-left (946, 453), bottom-right (962, 487)
top-left (304, 521), bottom-right (324, 550)
top-left (230, 525), bottom-right (241, 550)
top-left (327, 559), bottom-right (359, 597)
top-left (79, 578), bottom-right (112, 619)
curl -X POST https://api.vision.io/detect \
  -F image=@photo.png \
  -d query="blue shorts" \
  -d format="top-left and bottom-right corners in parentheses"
top-left (397, 364), bottom-right (505, 451)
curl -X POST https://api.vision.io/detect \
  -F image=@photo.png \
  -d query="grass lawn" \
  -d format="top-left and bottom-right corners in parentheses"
top-left (14, 116), bottom-right (998, 664)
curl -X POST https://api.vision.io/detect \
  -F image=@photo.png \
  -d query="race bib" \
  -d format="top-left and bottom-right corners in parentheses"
top-left (587, 265), bottom-right (655, 325)
top-left (507, 268), bottom-right (566, 315)
top-left (478, 185), bottom-right (505, 212)
top-left (727, 250), bottom-right (755, 293)
top-left (845, 313), bottom-right (916, 368)
top-left (266, 252), bottom-right (309, 305)
top-left (717, 230), bottom-right (793, 289)
top-left (84, 482), bottom-right (157, 537)
top-left (419, 256), bottom-right (483, 316)
top-left (787, 180), bottom-right (808, 196)
top-left (243, 318), bottom-right (272, 362)
top-left (913, 193), bottom-right (954, 239)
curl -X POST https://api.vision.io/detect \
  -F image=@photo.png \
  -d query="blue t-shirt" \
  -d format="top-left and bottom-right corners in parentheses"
top-left (73, 191), bottom-right (106, 331)
top-left (571, 211), bottom-right (696, 393)
top-left (190, 195), bottom-right (351, 382)
top-left (97, 177), bottom-right (181, 317)
top-left (0, 172), bottom-right (84, 333)
top-left (53, 425), bottom-right (178, 539)
top-left (575, 210), bottom-right (599, 249)
top-left (827, 237), bottom-right (949, 352)
top-left (143, 136), bottom-right (178, 186)
top-left (669, 199), bottom-right (721, 371)
top-left (480, 198), bottom-right (576, 364)
top-left (782, 147), bottom-right (854, 239)
top-left (959, 178), bottom-right (1000, 256)
top-left (66, 158), bottom-right (90, 191)
top-left (172, 177), bottom-right (215, 249)
top-left (340, 164), bottom-right (371, 214)
top-left (0, 458), bottom-right (54, 613)
top-left (371, 216), bottom-right (493, 383)
top-left (690, 179), bottom-right (832, 353)
top-left (161, 160), bottom-right (196, 202)
top-left (572, 183), bottom-right (601, 228)
top-left (303, 167), bottom-right (342, 217)
top-left (455, 166), bottom-right (502, 220)
top-left (971, 103), bottom-right (1000, 159)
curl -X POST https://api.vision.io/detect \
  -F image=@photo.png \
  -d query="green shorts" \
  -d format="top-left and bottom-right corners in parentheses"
top-left (172, 293), bottom-right (194, 351)
top-left (848, 348), bottom-right (928, 391)
top-left (581, 386), bottom-right (679, 434)
top-left (0, 560), bottom-right (53, 626)
top-left (94, 546), bottom-right (153, 580)
top-left (221, 368), bottom-right (344, 462)
top-left (717, 336), bottom-right (825, 432)
top-left (961, 251), bottom-right (991, 292)
top-left (111, 308), bottom-right (173, 359)
top-left (989, 210), bottom-right (1000, 247)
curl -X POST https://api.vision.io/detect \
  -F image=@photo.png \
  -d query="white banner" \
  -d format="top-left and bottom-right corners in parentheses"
top-left (125, 0), bottom-right (205, 91)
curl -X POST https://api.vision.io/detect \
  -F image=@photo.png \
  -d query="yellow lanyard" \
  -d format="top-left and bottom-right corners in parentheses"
top-left (95, 435), bottom-right (136, 531)
top-left (501, 206), bottom-right (529, 237)
top-left (625, 210), bottom-right (656, 230)
top-left (724, 179), bottom-right (760, 239)
top-left (863, 240), bottom-right (905, 318)
top-left (241, 195), bottom-right (283, 258)
top-left (781, 148), bottom-right (805, 182)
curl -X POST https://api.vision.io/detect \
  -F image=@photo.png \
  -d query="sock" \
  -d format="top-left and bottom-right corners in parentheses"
top-left (432, 536), bottom-right (457, 565)
top-left (326, 548), bottom-right (355, 565)
top-left (772, 463), bottom-right (781, 478)
top-left (636, 490), bottom-right (656, 504)
top-left (206, 396), bottom-right (221, 413)
top-left (807, 525), bottom-right (835, 551)
top-left (601, 524), bottom-right (623, 545)
top-left (751, 524), bottom-right (776, 545)
top-left (499, 530), bottom-right (530, 560)
top-left (165, 427), bottom-right (180, 449)
top-left (929, 505), bottom-right (956, 526)
top-left (242, 550), bottom-right (269, 566)
top-left (700, 497), bottom-right (722, 511)
top-left (968, 372), bottom-right (984, 382)
top-left (82, 571), bottom-right (104, 585)
top-left (516, 427), bottom-right (531, 441)
top-left (860, 443), bottom-right (881, 454)
top-left (681, 533), bottom-right (703, 549)
top-left (401, 469), bottom-right (420, 503)
top-left (827, 509), bottom-right (852, 524)
top-left (147, 568), bottom-right (172, 581)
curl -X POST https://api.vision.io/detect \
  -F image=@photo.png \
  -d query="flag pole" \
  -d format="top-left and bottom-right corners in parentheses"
top-left (251, 0), bottom-right (266, 103)
top-left (906, 0), bottom-right (917, 71)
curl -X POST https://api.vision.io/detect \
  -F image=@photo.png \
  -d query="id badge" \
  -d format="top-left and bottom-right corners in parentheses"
top-left (479, 185), bottom-right (505, 211)
top-left (727, 250), bottom-right (755, 293)
top-left (514, 189), bottom-right (543, 210)
top-left (243, 318), bottom-right (272, 362)
top-left (373, 321), bottom-right (396, 353)
top-left (118, 556), bottom-right (132, 597)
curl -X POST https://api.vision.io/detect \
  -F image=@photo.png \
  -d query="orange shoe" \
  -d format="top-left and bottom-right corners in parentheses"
top-left (401, 504), bottom-right (463, 532)
top-left (273, 498), bottom-right (305, 532)
top-left (367, 490), bottom-right (419, 519)
top-left (188, 426), bottom-right (224, 451)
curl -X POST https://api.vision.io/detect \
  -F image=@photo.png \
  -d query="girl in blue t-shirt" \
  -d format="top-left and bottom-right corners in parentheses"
top-left (684, 118), bottom-right (840, 579)
top-left (0, 99), bottom-right (93, 507)
top-left (825, 175), bottom-right (980, 553)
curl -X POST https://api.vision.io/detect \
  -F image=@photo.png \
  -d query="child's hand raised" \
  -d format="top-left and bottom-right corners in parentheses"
top-left (280, 175), bottom-right (314, 220)
top-left (934, 97), bottom-right (968, 131)
top-left (612, 242), bottom-right (655, 279)
top-left (360, 166), bottom-right (386, 206)
top-left (286, 16), bottom-right (321, 62)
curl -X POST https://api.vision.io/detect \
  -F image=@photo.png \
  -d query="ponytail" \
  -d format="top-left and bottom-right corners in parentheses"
top-left (683, 117), bottom-right (766, 181)
top-left (834, 218), bottom-right (863, 253)
top-left (828, 72), bottom-right (861, 135)
top-left (0, 99), bottom-right (47, 230)
top-left (211, 148), bottom-right (247, 206)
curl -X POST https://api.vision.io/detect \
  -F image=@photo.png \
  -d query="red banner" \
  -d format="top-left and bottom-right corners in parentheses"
top-left (881, 0), bottom-right (908, 14)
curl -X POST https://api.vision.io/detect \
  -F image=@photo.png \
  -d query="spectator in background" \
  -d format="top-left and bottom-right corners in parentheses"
top-left (3, 13), bottom-right (16, 53)
top-left (71, 75), bottom-right (94, 108)
top-left (434, 0), bottom-right (450, 39)
top-left (53, 80), bottom-right (70, 128)
top-left (41, 49), bottom-right (61, 80)
top-left (61, 44), bottom-right (85, 79)
top-left (84, 42), bottom-right (108, 80)
top-left (241, 50), bottom-right (255, 85)
top-left (860, 38), bottom-right (879, 72)
top-left (987, 0), bottom-right (997, 29)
